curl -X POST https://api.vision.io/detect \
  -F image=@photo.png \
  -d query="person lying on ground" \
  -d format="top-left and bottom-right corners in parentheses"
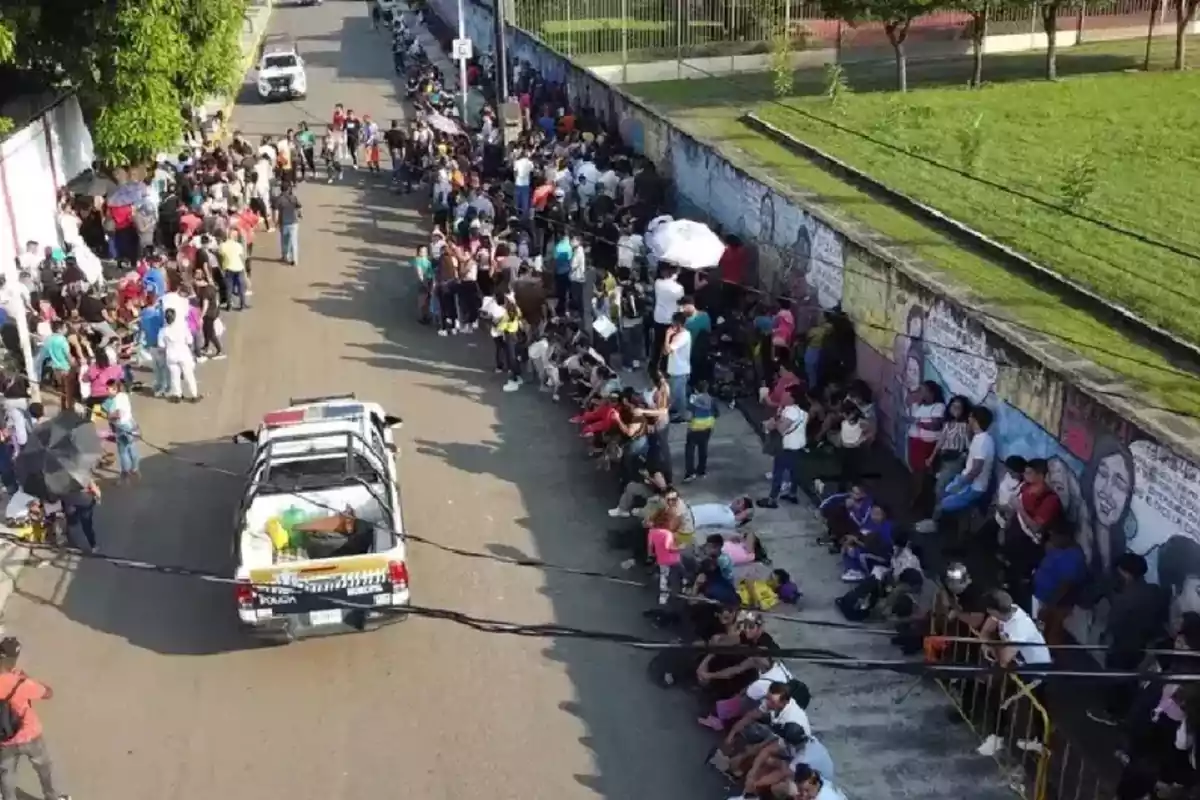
top-left (690, 496), bottom-right (755, 530)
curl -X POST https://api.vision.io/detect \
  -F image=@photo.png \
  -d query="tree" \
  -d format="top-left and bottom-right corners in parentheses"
top-left (1037, 0), bottom-right (1072, 80)
top-left (0, 0), bottom-right (248, 163)
top-left (1172, 0), bottom-right (1200, 69)
top-left (956, 0), bottom-right (991, 86)
top-left (821, 0), bottom-right (941, 91)
top-left (176, 0), bottom-right (249, 106)
top-left (1144, 0), bottom-right (1161, 70)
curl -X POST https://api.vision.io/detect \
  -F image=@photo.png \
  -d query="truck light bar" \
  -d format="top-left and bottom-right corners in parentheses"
top-left (262, 403), bottom-right (365, 429)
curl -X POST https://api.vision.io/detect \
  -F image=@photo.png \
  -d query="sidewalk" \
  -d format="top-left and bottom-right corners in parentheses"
top-left (659, 408), bottom-right (1011, 799)
top-left (402, 6), bottom-right (1012, 794)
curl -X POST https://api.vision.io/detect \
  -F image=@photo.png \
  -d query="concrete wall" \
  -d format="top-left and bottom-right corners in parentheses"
top-left (430, 0), bottom-right (1200, 644)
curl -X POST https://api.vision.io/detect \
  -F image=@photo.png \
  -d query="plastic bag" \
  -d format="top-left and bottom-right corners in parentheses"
top-left (737, 580), bottom-right (780, 611)
top-left (265, 518), bottom-right (290, 551)
top-left (278, 506), bottom-right (312, 549)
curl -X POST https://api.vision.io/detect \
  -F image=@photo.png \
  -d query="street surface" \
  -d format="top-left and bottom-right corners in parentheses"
top-left (1, 4), bottom-right (723, 798)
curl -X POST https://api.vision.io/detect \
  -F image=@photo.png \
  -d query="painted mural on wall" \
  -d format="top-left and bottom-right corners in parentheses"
top-left (838, 252), bottom-right (1200, 644)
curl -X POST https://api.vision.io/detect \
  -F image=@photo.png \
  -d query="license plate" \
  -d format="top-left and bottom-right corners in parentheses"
top-left (309, 609), bottom-right (342, 626)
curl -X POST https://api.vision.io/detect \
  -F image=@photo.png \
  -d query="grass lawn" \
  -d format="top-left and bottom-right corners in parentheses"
top-left (630, 36), bottom-right (1200, 415)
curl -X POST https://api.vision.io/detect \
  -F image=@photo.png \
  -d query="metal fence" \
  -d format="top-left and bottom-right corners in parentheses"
top-left (927, 599), bottom-right (1117, 800)
top-left (512, 0), bottom-right (1162, 67)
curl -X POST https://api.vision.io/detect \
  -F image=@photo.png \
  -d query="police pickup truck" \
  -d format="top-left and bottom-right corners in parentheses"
top-left (231, 395), bottom-right (407, 642)
top-left (256, 40), bottom-right (308, 101)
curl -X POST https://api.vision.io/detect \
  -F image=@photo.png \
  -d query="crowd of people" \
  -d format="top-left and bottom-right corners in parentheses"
top-left (392, 6), bottom-right (1200, 798)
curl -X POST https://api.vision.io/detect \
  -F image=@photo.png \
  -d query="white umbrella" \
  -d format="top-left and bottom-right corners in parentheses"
top-left (646, 218), bottom-right (724, 270)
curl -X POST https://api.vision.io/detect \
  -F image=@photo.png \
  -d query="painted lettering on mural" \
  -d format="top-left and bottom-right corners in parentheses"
top-left (808, 223), bottom-right (844, 310)
top-left (1129, 440), bottom-right (1200, 561)
top-left (923, 301), bottom-right (998, 405)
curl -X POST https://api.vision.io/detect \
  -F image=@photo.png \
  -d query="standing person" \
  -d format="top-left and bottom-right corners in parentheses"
top-left (64, 480), bottom-right (101, 552)
top-left (0, 637), bottom-right (70, 800)
top-left (617, 275), bottom-right (645, 371)
top-left (758, 386), bottom-right (807, 509)
top-left (385, 120), bottom-right (408, 189)
top-left (217, 230), bottom-right (247, 310)
top-left (274, 182), bottom-right (303, 267)
top-left (343, 110), bottom-right (361, 169)
top-left (362, 115), bottom-right (381, 173)
top-left (1088, 552), bottom-right (1170, 726)
top-left (663, 311), bottom-right (692, 422)
top-left (498, 295), bottom-right (524, 393)
top-left (158, 308), bottom-right (200, 403)
top-left (552, 233), bottom-right (572, 317)
top-left (192, 269), bottom-right (225, 360)
top-left (323, 125), bottom-right (345, 183)
top-left (138, 293), bottom-right (169, 397)
top-left (295, 121), bottom-right (317, 181)
top-left (102, 377), bottom-right (139, 482)
top-left (684, 379), bottom-right (718, 482)
top-left (512, 148), bottom-right (534, 218)
top-left (651, 263), bottom-right (683, 378)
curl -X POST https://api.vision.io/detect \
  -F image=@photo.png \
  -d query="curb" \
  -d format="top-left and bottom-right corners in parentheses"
top-left (217, 0), bottom-right (276, 135)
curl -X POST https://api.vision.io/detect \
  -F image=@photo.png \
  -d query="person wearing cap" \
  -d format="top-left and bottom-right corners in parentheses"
top-left (0, 637), bottom-right (70, 800)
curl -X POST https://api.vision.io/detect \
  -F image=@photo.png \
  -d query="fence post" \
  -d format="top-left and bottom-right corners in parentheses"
top-left (621, 0), bottom-right (629, 82)
top-left (677, 0), bottom-right (684, 78)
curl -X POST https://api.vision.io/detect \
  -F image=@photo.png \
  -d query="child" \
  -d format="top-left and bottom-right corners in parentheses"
top-left (683, 379), bottom-right (719, 482)
top-left (646, 506), bottom-right (684, 606)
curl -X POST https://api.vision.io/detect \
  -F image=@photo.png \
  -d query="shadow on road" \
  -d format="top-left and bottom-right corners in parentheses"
top-left (292, 175), bottom-right (728, 796)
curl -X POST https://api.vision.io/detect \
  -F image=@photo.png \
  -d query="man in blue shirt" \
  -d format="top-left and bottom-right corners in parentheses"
top-left (138, 298), bottom-right (169, 396)
top-left (553, 234), bottom-right (572, 316)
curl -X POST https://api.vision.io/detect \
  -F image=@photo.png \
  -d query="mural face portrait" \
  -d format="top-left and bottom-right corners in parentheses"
top-left (1092, 453), bottom-right (1132, 530)
top-left (904, 354), bottom-right (921, 393)
top-left (1081, 436), bottom-right (1137, 579)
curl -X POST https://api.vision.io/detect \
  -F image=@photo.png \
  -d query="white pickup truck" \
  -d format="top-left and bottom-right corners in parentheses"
top-left (231, 395), bottom-right (408, 642)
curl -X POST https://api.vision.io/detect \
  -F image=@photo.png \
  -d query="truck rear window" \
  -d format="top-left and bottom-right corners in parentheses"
top-left (260, 454), bottom-right (383, 492)
top-left (264, 54), bottom-right (298, 70)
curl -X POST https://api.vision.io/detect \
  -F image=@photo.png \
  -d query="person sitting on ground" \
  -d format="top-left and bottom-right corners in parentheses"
top-left (818, 483), bottom-right (872, 551)
top-left (779, 762), bottom-right (849, 800)
top-left (835, 530), bottom-right (921, 623)
top-left (839, 503), bottom-right (895, 583)
top-left (695, 612), bottom-right (781, 705)
top-left (717, 681), bottom-right (812, 764)
top-left (884, 568), bottom-right (940, 655)
top-left (730, 722), bottom-right (837, 798)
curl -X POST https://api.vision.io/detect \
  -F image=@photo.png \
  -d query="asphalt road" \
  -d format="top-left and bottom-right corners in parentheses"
top-left (2, 4), bottom-right (722, 799)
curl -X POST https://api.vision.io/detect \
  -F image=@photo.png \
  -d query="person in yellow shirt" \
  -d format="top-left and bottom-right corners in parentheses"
top-left (498, 297), bottom-right (523, 393)
top-left (217, 230), bottom-right (248, 311)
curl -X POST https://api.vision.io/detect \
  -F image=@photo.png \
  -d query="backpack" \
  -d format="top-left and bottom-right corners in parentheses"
top-left (0, 678), bottom-right (26, 742)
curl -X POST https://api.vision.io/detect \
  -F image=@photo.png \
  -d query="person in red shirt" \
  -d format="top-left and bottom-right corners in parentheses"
top-left (233, 203), bottom-right (260, 279)
top-left (1004, 457), bottom-right (1064, 603)
top-left (179, 209), bottom-right (203, 241)
top-left (332, 103), bottom-right (346, 130)
top-left (0, 637), bottom-right (68, 800)
top-left (717, 234), bottom-right (748, 313)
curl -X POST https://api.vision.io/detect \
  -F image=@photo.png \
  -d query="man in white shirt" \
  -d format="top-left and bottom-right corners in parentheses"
top-left (512, 150), bottom-right (534, 218)
top-left (691, 496), bottom-right (755, 529)
top-left (0, 276), bottom-right (30, 323)
top-left (974, 589), bottom-right (1051, 758)
top-left (16, 241), bottom-right (40, 276)
top-left (936, 405), bottom-right (996, 517)
top-left (664, 312), bottom-right (692, 420)
top-left (759, 386), bottom-right (807, 508)
top-left (598, 166), bottom-right (619, 199)
top-left (723, 680), bottom-right (811, 756)
top-left (651, 264), bottom-right (684, 376)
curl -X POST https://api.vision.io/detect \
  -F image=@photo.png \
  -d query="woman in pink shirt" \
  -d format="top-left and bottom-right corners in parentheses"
top-left (760, 362), bottom-right (803, 411)
top-left (771, 299), bottom-right (796, 352)
top-left (647, 507), bottom-right (684, 606)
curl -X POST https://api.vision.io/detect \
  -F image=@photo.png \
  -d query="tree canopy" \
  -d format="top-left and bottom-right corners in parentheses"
top-left (0, 0), bottom-right (248, 163)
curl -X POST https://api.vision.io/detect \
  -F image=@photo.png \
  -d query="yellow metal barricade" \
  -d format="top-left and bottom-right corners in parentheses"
top-left (927, 600), bottom-right (1053, 800)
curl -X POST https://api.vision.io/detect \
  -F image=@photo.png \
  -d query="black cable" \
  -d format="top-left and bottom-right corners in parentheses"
top-left (14, 531), bottom-right (1200, 683)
